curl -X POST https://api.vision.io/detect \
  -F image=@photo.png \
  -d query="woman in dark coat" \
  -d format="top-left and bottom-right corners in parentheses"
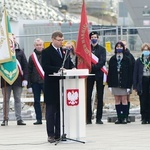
top-left (42, 31), bottom-right (74, 143)
top-left (133, 43), bottom-right (150, 124)
top-left (108, 41), bottom-right (132, 124)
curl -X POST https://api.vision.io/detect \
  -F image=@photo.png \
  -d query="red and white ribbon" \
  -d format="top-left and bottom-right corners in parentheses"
top-left (16, 59), bottom-right (23, 76)
top-left (91, 53), bottom-right (108, 83)
top-left (31, 52), bottom-right (44, 80)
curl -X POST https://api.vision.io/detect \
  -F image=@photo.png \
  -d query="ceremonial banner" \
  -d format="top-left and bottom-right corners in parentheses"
top-left (75, 0), bottom-right (91, 71)
top-left (0, 9), bottom-right (12, 63)
top-left (0, 8), bottom-right (19, 85)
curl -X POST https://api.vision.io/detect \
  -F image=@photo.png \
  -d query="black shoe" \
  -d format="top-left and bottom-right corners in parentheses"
top-left (141, 119), bottom-right (147, 124)
top-left (87, 120), bottom-right (92, 124)
top-left (1, 120), bottom-right (8, 126)
top-left (17, 120), bottom-right (26, 125)
top-left (48, 136), bottom-right (56, 143)
top-left (33, 120), bottom-right (42, 125)
top-left (55, 136), bottom-right (60, 141)
top-left (147, 120), bottom-right (150, 124)
top-left (122, 118), bottom-right (127, 124)
top-left (115, 119), bottom-right (122, 124)
top-left (96, 120), bottom-right (103, 124)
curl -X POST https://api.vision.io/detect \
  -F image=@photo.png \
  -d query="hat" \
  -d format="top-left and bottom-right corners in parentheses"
top-left (89, 31), bottom-right (99, 38)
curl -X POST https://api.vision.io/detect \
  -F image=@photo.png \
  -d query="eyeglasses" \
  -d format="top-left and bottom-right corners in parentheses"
top-left (54, 38), bottom-right (64, 42)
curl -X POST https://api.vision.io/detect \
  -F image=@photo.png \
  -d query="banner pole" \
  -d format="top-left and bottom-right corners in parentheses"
top-left (4, 80), bottom-right (8, 126)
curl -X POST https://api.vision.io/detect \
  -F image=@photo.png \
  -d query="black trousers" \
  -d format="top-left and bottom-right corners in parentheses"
top-left (139, 76), bottom-right (150, 121)
top-left (87, 76), bottom-right (104, 121)
top-left (45, 104), bottom-right (60, 138)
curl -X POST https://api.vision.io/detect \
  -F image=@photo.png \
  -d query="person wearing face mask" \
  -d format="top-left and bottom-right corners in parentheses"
top-left (133, 43), bottom-right (150, 124)
top-left (27, 38), bottom-right (44, 125)
top-left (87, 31), bottom-right (106, 124)
top-left (108, 42), bottom-right (132, 124)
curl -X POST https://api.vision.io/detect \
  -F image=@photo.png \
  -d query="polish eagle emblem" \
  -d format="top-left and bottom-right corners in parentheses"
top-left (67, 89), bottom-right (79, 106)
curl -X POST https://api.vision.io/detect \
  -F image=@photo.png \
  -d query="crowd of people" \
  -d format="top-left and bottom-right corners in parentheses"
top-left (0, 31), bottom-right (150, 143)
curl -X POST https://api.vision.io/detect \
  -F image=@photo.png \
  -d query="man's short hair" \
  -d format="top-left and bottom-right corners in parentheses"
top-left (51, 31), bottom-right (63, 39)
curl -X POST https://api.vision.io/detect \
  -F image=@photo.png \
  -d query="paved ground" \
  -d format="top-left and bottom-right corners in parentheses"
top-left (0, 119), bottom-right (150, 150)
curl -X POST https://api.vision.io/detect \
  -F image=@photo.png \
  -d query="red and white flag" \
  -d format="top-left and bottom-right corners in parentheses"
top-left (75, 0), bottom-right (91, 72)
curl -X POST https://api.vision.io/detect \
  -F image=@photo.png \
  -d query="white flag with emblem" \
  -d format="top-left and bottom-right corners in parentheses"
top-left (0, 8), bottom-right (12, 63)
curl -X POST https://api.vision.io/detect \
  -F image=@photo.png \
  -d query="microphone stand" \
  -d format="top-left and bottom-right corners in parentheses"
top-left (55, 49), bottom-right (85, 145)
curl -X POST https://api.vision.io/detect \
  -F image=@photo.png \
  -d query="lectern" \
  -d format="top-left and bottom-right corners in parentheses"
top-left (59, 69), bottom-right (89, 140)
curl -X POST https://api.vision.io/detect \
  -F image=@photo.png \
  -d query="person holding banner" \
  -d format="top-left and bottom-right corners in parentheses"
top-left (27, 38), bottom-right (44, 125)
top-left (1, 34), bottom-right (28, 126)
top-left (87, 31), bottom-right (106, 124)
top-left (42, 31), bottom-right (75, 143)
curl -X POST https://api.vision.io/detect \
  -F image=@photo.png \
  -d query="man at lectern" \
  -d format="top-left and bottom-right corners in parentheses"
top-left (42, 31), bottom-right (75, 143)
top-left (87, 31), bottom-right (106, 124)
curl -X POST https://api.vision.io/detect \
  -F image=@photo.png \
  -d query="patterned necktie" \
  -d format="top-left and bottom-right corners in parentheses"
top-left (57, 48), bottom-right (62, 58)
top-left (117, 56), bottom-right (121, 72)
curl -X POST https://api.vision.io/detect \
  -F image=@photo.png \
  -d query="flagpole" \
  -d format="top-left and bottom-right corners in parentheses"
top-left (2, 6), bottom-right (9, 126)
top-left (4, 5), bottom-right (8, 126)
top-left (2, 5), bottom-right (8, 123)
top-left (4, 80), bottom-right (8, 125)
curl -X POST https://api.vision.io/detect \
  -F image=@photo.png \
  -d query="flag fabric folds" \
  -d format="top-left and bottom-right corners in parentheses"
top-left (75, 0), bottom-right (91, 71)
top-left (0, 9), bottom-right (12, 63)
top-left (0, 8), bottom-right (19, 85)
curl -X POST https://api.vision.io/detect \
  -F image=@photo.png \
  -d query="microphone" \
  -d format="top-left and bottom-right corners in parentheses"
top-left (60, 48), bottom-right (71, 72)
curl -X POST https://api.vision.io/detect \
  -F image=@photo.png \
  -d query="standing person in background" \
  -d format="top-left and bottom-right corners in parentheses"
top-left (64, 41), bottom-right (77, 67)
top-left (108, 41), bottom-right (132, 124)
top-left (87, 31), bottom-right (106, 124)
top-left (27, 38), bottom-right (44, 125)
top-left (1, 34), bottom-right (28, 126)
top-left (42, 31), bottom-right (75, 143)
top-left (133, 43), bottom-right (150, 124)
top-left (121, 40), bottom-right (135, 123)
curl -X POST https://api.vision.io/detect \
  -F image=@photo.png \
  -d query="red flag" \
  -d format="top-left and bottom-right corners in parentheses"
top-left (75, 0), bottom-right (91, 71)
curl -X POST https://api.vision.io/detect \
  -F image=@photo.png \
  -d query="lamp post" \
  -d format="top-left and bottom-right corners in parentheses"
top-left (60, 9), bottom-right (67, 22)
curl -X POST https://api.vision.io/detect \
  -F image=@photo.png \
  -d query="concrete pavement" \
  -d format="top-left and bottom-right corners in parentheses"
top-left (0, 119), bottom-right (150, 150)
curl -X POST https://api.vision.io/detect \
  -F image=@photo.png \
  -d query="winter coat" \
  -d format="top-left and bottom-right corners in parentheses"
top-left (108, 55), bottom-right (132, 89)
top-left (42, 44), bottom-right (74, 105)
top-left (89, 44), bottom-right (106, 80)
top-left (27, 49), bottom-right (44, 88)
top-left (133, 57), bottom-right (144, 95)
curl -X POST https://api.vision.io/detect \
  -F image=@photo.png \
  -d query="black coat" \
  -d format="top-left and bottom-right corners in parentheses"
top-left (89, 44), bottom-right (106, 80)
top-left (42, 44), bottom-right (74, 105)
top-left (108, 55), bottom-right (132, 89)
top-left (124, 48), bottom-right (135, 84)
top-left (27, 49), bottom-right (44, 88)
top-left (133, 57), bottom-right (144, 94)
top-left (1, 48), bottom-right (28, 88)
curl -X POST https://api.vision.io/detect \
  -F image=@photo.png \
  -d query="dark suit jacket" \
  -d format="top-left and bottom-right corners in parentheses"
top-left (42, 44), bottom-right (74, 105)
